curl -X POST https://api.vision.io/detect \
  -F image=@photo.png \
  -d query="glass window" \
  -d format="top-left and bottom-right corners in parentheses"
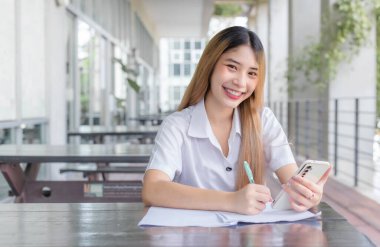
top-left (173, 64), bottom-right (181, 76)
top-left (184, 52), bottom-right (191, 61)
top-left (66, 12), bottom-right (77, 132)
top-left (92, 34), bottom-right (102, 126)
top-left (0, 128), bottom-right (13, 144)
top-left (78, 21), bottom-right (91, 125)
top-left (170, 51), bottom-right (182, 62)
top-left (194, 41), bottom-right (202, 49)
top-left (138, 65), bottom-right (151, 115)
top-left (172, 41), bottom-right (181, 50)
top-left (184, 64), bottom-right (191, 76)
top-left (135, 14), bottom-right (154, 66)
top-left (193, 51), bottom-right (202, 62)
top-left (22, 123), bottom-right (45, 144)
top-left (184, 41), bottom-right (191, 49)
top-left (77, 20), bottom-right (107, 127)
top-left (192, 64), bottom-right (197, 74)
top-left (173, 86), bottom-right (181, 101)
top-left (113, 45), bottom-right (127, 126)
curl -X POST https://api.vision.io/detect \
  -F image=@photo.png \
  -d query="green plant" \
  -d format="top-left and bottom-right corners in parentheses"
top-left (287, 0), bottom-right (374, 94)
top-left (214, 3), bottom-right (243, 17)
top-left (113, 58), bottom-right (141, 93)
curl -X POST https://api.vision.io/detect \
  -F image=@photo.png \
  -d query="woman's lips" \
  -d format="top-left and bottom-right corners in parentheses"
top-left (223, 86), bottom-right (244, 100)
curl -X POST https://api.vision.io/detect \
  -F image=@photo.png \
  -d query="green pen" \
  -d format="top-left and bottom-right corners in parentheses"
top-left (244, 161), bottom-right (255, 184)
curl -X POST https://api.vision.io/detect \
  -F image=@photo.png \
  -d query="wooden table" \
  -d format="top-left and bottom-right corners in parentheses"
top-left (0, 144), bottom-right (153, 203)
top-left (67, 125), bottom-right (159, 144)
top-left (0, 202), bottom-right (373, 247)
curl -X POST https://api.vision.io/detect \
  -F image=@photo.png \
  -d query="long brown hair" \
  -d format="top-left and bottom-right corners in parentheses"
top-left (178, 26), bottom-right (266, 187)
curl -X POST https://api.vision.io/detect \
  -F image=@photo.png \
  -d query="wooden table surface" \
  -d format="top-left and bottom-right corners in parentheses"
top-left (67, 125), bottom-right (160, 144)
top-left (0, 143), bottom-right (153, 163)
top-left (129, 114), bottom-right (168, 125)
top-left (67, 125), bottom-right (160, 137)
top-left (0, 202), bottom-right (373, 247)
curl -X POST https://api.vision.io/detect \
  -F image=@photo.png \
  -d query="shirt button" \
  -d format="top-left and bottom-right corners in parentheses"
top-left (226, 167), bottom-right (232, 172)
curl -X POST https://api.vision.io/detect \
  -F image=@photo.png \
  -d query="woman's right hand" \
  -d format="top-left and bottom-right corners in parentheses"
top-left (231, 184), bottom-right (272, 215)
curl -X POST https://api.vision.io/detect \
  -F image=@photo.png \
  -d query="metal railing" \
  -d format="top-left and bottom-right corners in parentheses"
top-left (268, 97), bottom-right (379, 192)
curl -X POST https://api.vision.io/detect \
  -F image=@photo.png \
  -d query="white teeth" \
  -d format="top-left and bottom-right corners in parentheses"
top-left (226, 88), bottom-right (241, 96)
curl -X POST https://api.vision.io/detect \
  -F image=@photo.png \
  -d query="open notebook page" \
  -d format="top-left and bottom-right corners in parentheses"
top-left (138, 203), bottom-right (320, 227)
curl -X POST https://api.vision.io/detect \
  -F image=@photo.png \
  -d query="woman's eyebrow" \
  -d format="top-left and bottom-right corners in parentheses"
top-left (225, 58), bottom-right (258, 70)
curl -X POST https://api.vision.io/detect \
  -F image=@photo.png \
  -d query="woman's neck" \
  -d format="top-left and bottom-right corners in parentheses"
top-left (204, 97), bottom-right (234, 125)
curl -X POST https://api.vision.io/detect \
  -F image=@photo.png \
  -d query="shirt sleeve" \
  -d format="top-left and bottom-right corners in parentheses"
top-left (262, 107), bottom-right (296, 171)
top-left (145, 115), bottom-right (183, 180)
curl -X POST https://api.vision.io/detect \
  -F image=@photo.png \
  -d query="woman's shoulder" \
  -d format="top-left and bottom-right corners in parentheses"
top-left (260, 106), bottom-right (276, 121)
top-left (260, 106), bottom-right (283, 133)
top-left (161, 106), bottom-right (195, 131)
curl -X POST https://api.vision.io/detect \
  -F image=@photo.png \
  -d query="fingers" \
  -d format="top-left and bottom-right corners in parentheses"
top-left (239, 185), bottom-right (272, 214)
top-left (289, 191), bottom-right (320, 212)
top-left (246, 184), bottom-right (273, 201)
top-left (291, 176), bottom-right (320, 194)
top-left (250, 184), bottom-right (272, 196)
top-left (283, 176), bottom-right (323, 211)
top-left (255, 192), bottom-right (273, 203)
top-left (254, 201), bottom-right (267, 211)
top-left (243, 197), bottom-right (266, 215)
top-left (283, 184), bottom-right (311, 208)
top-left (289, 198), bottom-right (309, 212)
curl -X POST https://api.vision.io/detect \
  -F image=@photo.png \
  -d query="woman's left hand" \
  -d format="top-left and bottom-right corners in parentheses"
top-left (282, 167), bottom-right (331, 212)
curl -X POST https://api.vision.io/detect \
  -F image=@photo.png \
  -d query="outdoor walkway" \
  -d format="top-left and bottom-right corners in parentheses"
top-left (323, 178), bottom-right (380, 246)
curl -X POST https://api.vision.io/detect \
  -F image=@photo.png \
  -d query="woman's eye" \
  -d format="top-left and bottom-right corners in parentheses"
top-left (248, 72), bottom-right (257, 77)
top-left (227, 64), bottom-right (237, 70)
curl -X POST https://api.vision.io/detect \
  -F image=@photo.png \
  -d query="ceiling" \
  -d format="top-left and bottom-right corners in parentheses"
top-left (140, 0), bottom-right (215, 38)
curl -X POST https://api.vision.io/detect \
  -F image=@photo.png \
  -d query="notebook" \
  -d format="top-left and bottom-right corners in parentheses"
top-left (138, 203), bottom-right (320, 227)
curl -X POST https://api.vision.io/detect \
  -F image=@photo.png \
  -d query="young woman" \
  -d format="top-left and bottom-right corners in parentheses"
top-left (142, 26), bottom-right (330, 215)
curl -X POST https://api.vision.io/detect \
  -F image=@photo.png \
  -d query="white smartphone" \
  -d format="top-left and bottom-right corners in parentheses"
top-left (272, 160), bottom-right (331, 210)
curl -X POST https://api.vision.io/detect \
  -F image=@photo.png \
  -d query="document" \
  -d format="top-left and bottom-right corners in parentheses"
top-left (138, 203), bottom-right (321, 227)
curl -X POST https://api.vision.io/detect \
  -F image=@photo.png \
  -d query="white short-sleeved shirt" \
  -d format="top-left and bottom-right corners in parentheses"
top-left (146, 98), bottom-right (295, 192)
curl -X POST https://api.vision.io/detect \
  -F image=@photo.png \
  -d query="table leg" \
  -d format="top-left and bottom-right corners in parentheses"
top-left (0, 163), bottom-right (25, 196)
top-left (24, 163), bottom-right (40, 181)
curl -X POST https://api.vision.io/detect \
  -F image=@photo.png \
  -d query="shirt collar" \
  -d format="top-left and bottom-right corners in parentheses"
top-left (232, 106), bottom-right (242, 136)
top-left (188, 99), bottom-right (209, 138)
top-left (188, 98), bottom-right (241, 138)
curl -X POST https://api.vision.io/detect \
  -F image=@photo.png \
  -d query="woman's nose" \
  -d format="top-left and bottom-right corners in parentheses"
top-left (232, 74), bottom-right (246, 87)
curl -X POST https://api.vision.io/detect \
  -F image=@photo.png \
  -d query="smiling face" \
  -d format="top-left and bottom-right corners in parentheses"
top-left (206, 44), bottom-right (259, 112)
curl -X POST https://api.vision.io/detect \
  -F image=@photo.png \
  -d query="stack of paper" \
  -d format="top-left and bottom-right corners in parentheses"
top-left (138, 203), bottom-right (321, 227)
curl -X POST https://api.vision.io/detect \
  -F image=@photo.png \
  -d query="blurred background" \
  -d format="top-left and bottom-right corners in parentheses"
top-left (0, 0), bottom-right (379, 243)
